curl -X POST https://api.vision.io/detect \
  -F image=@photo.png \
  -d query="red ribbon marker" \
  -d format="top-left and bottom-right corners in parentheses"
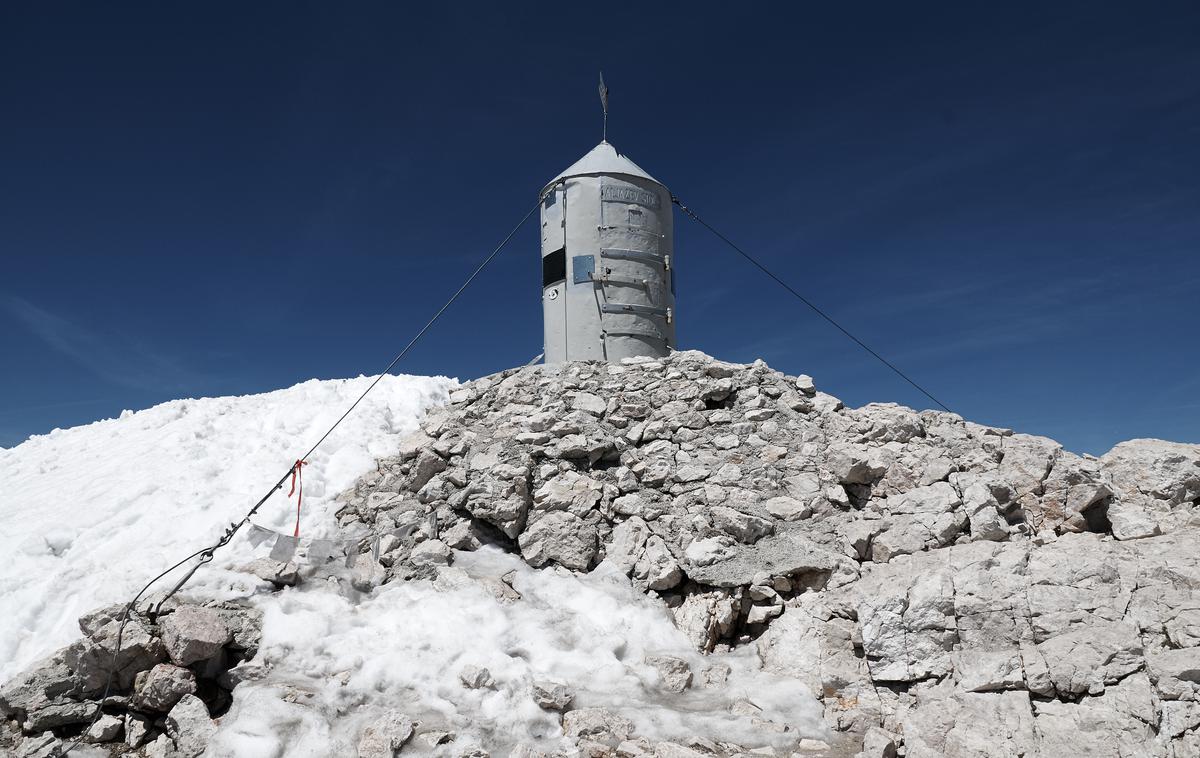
top-left (288, 459), bottom-right (308, 537)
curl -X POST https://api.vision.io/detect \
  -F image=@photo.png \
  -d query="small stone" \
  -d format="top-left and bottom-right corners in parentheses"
top-left (418, 730), bottom-right (456, 748)
top-left (242, 558), bottom-right (300, 587)
top-left (645, 655), bottom-right (693, 693)
top-left (134, 663), bottom-right (197, 711)
top-left (673, 465), bottom-right (709, 483)
top-left (125, 713), bottom-right (151, 748)
top-left (84, 713), bottom-right (123, 743)
top-left (856, 726), bottom-right (897, 758)
top-left (458, 665), bottom-right (494, 689)
top-left (165, 694), bottom-right (216, 758)
top-left (531, 680), bottom-right (574, 710)
top-left (712, 434), bottom-right (740, 450)
top-left (711, 506), bottom-right (773, 543)
top-left (357, 710), bottom-right (415, 758)
top-left (570, 392), bottom-right (608, 416)
top-left (159, 606), bottom-right (232, 666)
top-left (23, 699), bottom-right (97, 732)
top-left (794, 374), bottom-right (816, 395)
top-left (17, 734), bottom-right (62, 758)
top-left (350, 558), bottom-right (386, 591)
top-left (764, 495), bottom-right (811, 521)
top-left (826, 485), bottom-right (850, 507)
top-left (563, 708), bottom-right (634, 742)
top-left (410, 539), bottom-right (452, 567)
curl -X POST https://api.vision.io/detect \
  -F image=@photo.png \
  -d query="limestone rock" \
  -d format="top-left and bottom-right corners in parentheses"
top-left (562, 708), bottom-right (633, 743)
top-left (0, 652), bottom-right (77, 719)
top-left (165, 694), bottom-right (216, 758)
top-left (23, 699), bottom-right (97, 732)
top-left (317, 349), bottom-right (1200, 755)
top-left (83, 713), bottom-right (123, 743)
top-left (410, 539), bottom-right (452, 567)
top-left (458, 665), bottom-right (494, 689)
top-left (644, 655), bottom-right (692, 693)
top-left (134, 663), bottom-right (197, 711)
top-left (855, 727), bottom-right (897, 758)
top-left (519, 511), bottom-right (597, 571)
top-left (242, 557), bottom-right (300, 586)
top-left (531, 681), bottom-right (574, 710)
top-left (159, 606), bottom-right (232, 666)
top-left (357, 710), bottom-right (415, 758)
top-left (709, 506), bottom-right (773, 544)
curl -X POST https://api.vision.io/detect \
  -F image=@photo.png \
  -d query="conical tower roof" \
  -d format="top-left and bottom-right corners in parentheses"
top-left (542, 141), bottom-right (665, 194)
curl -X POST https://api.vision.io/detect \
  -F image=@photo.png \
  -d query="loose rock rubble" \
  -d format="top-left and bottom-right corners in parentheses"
top-left (0, 599), bottom-right (261, 757)
top-left (4, 350), bottom-right (1199, 757)
top-left (330, 350), bottom-right (1200, 756)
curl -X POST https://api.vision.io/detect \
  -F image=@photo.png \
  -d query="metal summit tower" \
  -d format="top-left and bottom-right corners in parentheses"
top-left (538, 139), bottom-right (676, 363)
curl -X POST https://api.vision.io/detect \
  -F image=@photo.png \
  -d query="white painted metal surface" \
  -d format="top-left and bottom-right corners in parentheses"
top-left (540, 142), bottom-right (676, 363)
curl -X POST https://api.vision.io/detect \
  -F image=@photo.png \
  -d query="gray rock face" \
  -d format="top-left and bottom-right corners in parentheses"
top-left (22, 698), bottom-right (97, 732)
top-left (64, 608), bottom-right (167, 693)
top-left (0, 598), bottom-right (262, 755)
top-left (0, 652), bottom-right (77, 719)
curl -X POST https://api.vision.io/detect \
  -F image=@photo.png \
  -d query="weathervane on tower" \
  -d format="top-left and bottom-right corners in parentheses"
top-left (599, 71), bottom-right (609, 142)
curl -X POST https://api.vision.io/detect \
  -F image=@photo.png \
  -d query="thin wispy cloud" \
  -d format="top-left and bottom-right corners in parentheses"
top-left (2, 296), bottom-right (198, 394)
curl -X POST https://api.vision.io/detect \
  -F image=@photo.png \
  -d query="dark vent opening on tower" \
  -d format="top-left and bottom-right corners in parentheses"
top-left (542, 248), bottom-right (566, 287)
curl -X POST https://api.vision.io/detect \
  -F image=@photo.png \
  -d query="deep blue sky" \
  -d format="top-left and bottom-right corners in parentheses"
top-left (2, 3), bottom-right (1198, 454)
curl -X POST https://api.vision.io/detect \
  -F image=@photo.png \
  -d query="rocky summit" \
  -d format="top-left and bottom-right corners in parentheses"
top-left (4, 350), bottom-right (1200, 757)
top-left (335, 351), bottom-right (1200, 757)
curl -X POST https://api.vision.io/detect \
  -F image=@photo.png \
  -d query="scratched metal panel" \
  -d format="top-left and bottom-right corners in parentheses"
top-left (540, 186), bottom-right (565, 252)
top-left (571, 255), bottom-right (595, 285)
top-left (541, 154), bottom-right (675, 363)
top-left (542, 282), bottom-right (567, 363)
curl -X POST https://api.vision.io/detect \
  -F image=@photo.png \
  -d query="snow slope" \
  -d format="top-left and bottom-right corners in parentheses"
top-left (0, 374), bottom-right (455, 681)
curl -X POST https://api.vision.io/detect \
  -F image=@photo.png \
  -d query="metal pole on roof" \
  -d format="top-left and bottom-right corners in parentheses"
top-left (599, 71), bottom-right (609, 142)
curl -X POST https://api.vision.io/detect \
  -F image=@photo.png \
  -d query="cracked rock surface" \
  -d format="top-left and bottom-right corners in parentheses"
top-left (332, 350), bottom-right (1200, 756)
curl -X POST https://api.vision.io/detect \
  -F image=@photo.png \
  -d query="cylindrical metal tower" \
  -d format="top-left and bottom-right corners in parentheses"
top-left (539, 141), bottom-right (676, 363)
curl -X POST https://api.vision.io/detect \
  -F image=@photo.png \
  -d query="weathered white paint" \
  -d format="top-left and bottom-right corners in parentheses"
top-left (540, 142), bottom-right (676, 363)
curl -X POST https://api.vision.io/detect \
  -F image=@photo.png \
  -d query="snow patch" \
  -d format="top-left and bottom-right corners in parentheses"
top-left (0, 374), bottom-right (454, 680)
top-left (212, 549), bottom-right (825, 754)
